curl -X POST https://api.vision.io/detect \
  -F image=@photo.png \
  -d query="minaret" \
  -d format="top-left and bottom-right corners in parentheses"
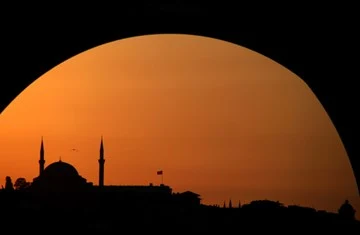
top-left (39, 136), bottom-right (45, 176)
top-left (98, 136), bottom-right (105, 187)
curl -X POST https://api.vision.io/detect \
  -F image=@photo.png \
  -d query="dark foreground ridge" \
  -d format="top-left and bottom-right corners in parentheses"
top-left (1, 190), bottom-right (359, 233)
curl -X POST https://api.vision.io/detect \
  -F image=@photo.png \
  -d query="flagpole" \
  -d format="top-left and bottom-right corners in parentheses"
top-left (157, 170), bottom-right (164, 185)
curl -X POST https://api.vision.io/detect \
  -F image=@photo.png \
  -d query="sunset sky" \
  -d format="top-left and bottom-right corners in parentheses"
top-left (0, 34), bottom-right (358, 217)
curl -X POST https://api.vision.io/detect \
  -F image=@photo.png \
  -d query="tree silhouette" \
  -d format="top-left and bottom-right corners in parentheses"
top-left (338, 200), bottom-right (356, 220)
top-left (14, 177), bottom-right (30, 190)
top-left (5, 176), bottom-right (14, 191)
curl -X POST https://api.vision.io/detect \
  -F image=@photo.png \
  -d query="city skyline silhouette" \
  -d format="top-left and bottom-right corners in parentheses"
top-left (1, 35), bottom-right (358, 219)
top-left (1, 3), bottom-right (359, 232)
top-left (1, 136), bottom-right (359, 232)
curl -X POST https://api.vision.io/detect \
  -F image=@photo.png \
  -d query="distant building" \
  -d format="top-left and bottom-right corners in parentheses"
top-left (173, 191), bottom-right (201, 207)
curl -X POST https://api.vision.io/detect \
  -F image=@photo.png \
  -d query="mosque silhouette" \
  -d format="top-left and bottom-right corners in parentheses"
top-left (0, 137), bottom-right (203, 232)
top-left (27, 137), bottom-right (201, 208)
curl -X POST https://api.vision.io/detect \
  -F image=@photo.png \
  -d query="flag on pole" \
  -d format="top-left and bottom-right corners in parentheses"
top-left (157, 170), bottom-right (163, 175)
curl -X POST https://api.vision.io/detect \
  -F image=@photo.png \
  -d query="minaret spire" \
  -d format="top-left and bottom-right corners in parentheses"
top-left (98, 136), bottom-right (105, 187)
top-left (39, 136), bottom-right (45, 176)
top-left (100, 135), bottom-right (104, 153)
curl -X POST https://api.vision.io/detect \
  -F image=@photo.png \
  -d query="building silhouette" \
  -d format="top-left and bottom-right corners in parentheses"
top-left (28, 137), bottom-right (200, 207)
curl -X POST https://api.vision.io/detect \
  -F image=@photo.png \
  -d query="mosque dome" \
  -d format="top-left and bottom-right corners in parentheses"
top-left (42, 160), bottom-right (79, 178)
top-left (31, 160), bottom-right (90, 193)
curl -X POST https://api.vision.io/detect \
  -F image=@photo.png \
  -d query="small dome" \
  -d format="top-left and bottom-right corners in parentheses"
top-left (42, 160), bottom-right (79, 178)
